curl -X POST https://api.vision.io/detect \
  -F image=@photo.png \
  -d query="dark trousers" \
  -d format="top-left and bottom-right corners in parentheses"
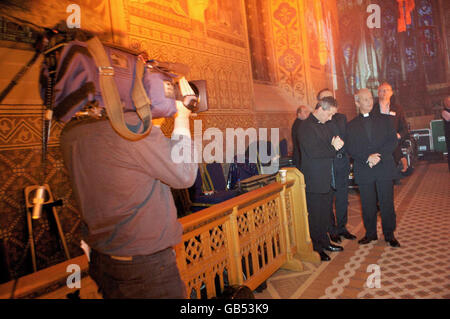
top-left (89, 247), bottom-right (187, 299)
top-left (359, 180), bottom-right (397, 240)
top-left (393, 144), bottom-right (404, 165)
top-left (306, 191), bottom-right (332, 253)
top-left (329, 159), bottom-right (350, 235)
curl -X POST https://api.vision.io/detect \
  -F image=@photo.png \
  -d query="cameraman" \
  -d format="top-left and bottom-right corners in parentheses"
top-left (60, 101), bottom-right (197, 299)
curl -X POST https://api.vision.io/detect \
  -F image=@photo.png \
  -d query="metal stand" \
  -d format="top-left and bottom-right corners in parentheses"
top-left (24, 184), bottom-right (70, 272)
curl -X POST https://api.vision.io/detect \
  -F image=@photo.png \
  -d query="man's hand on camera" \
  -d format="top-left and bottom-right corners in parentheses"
top-left (175, 100), bottom-right (191, 120)
top-left (172, 100), bottom-right (192, 138)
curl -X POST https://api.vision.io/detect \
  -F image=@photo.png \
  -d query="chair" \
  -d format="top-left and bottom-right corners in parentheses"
top-left (226, 161), bottom-right (259, 190)
top-left (190, 163), bottom-right (239, 213)
top-left (278, 138), bottom-right (294, 168)
top-left (171, 188), bottom-right (193, 218)
top-left (205, 162), bottom-right (228, 192)
top-left (227, 140), bottom-right (280, 189)
top-left (279, 138), bottom-right (288, 157)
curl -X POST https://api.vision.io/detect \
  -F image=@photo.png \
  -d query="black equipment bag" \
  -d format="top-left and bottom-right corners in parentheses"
top-left (239, 173), bottom-right (277, 193)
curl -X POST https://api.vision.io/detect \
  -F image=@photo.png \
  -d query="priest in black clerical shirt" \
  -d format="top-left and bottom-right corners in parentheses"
top-left (297, 97), bottom-right (345, 261)
top-left (346, 88), bottom-right (401, 248)
top-left (318, 88), bottom-right (356, 244)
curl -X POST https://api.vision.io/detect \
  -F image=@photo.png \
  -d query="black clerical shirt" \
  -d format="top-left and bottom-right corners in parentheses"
top-left (361, 113), bottom-right (372, 141)
top-left (297, 113), bottom-right (336, 193)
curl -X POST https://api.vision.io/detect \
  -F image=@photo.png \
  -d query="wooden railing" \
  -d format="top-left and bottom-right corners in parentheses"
top-left (175, 167), bottom-right (319, 299)
top-left (0, 168), bottom-right (319, 299)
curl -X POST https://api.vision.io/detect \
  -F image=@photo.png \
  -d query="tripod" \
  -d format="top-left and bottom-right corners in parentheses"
top-left (24, 184), bottom-right (70, 272)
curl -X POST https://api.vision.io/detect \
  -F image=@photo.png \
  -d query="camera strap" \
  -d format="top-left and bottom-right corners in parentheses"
top-left (85, 36), bottom-right (152, 141)
top-left (132, 56), bottom-right (152, 130)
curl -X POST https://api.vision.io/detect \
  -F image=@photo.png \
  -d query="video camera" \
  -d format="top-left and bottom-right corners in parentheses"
top-left (144, 58), bottom-right (208, 114)
top-left (38, 24), bottom-right (208, 127)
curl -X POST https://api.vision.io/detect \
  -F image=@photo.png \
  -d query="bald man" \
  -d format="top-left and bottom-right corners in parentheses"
top-left (346, 89), bottom-right (400, 247)
top-left (372, 82), bottom-right (409, 174)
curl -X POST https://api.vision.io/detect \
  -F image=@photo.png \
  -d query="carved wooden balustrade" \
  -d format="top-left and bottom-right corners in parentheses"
top-left (0, 168), bottom-right (319, 299)
top-left (175, 167), bottom-right (319, 299)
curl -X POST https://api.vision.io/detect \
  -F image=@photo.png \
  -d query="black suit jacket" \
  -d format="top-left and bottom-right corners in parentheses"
top-left (291, 118), bottom-right (303, 170)
top-left (297, 113), bottom-right (336, 193)
top-left (346, 113), bottom-right (398, 184)
top-left (371, 99), bottom-right (409, 141)
top-left (326, 113), bottom-right (350, 169)
top-left (444, 107), bottom-right (450, 142)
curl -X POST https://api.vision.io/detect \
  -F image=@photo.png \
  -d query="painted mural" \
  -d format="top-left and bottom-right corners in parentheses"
top-left (336, 0), bottom-right (447, 113)
top-left (271, 1), bottom-right (306, 101)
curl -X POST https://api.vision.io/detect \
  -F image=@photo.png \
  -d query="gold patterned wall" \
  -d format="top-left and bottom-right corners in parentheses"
top-left (0, 44), bottom-right (82, 280)
top-left (123, 0), bottom-right (254, 121)
top-left (0, 0), bottom-right (345, 280)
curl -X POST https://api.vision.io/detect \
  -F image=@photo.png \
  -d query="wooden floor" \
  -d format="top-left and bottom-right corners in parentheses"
top-left (254, 161), bottom-right (450, 299)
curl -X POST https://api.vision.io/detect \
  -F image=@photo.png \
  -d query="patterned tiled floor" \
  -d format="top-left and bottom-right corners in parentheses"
top-left (255, 162), bottom-right (450, 299)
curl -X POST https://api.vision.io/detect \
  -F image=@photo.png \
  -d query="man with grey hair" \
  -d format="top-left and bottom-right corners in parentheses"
top-left (297, 97), bottom-right (344, 261)
top-left (346, 88), bottom-right (400, 247)
top-left (317, 88), bottom-right (356, 244)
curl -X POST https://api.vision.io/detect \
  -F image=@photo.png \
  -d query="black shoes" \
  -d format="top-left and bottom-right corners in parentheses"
top-left (330, 231), bottom-right (356, 243)
top-left (358, 235), bottom-right (401, 247)
top-left (329, 234), bottom-right (342, 243)
top-left (324, 244), bottom-right (344, 252)
top-left (340, 231), bottom-right (357, 240)
top-left (358, 236), bottom-right (378, 245)
top-left (386, 238), bottom-right (401, 247)
top-left (319, 251), bottom-right (331, 261)
top-left (318, 241), bottom-right (344, 261)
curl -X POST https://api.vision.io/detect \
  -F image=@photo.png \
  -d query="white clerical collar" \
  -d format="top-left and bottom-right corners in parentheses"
top-left (362, 113), bottom-right (369, 117)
